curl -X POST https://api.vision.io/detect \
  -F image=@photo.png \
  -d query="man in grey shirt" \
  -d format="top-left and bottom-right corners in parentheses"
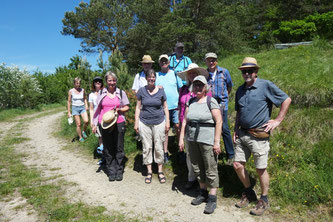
top-left (233, 57), bottom-right (291, 216)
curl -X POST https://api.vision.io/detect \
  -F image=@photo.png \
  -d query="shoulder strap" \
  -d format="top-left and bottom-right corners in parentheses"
top-left (188, 97), bottom-right (196, 107)
top-left (207, 95), bottom-right (212, 111)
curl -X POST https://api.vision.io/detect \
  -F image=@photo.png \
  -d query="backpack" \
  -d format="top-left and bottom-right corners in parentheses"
top-left (188, 95), bottom-right (212, 111)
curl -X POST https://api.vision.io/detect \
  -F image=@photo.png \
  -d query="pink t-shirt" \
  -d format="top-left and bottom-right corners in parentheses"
top-left (98, 96), bottom-right (125, 124)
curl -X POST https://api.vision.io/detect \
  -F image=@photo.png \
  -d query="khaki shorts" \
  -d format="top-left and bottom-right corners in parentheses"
top-left (234, 129), bottom-right (270, 169)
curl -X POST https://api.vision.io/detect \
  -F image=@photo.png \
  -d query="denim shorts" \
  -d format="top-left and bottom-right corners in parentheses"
top-left (72, 105), bottom-right (86, 116)
top-left (169, 109), bottom-right (179, 124)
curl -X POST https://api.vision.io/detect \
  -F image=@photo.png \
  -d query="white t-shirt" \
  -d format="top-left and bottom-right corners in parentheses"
top-left (132, 71), bottom-right (147, 92)
top-left (88, 92), bottom-right (98, 112)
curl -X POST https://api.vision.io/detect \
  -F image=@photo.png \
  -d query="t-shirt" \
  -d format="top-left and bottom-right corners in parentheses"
top-left (98, 96), bottom-right (125, 124)
top-left (155, 70), bottom-right (183, 110)
top-left (137, 86), bottom-right (167, 125)
top-left (169, 54), bottom-right (192, 74)
top-left (88, 92), bottom-right (98, 112)
top-left (186, 97), bottom-right (219, 145)
top-left (132, 71), bottom-right (147, 92)
top-left (235, 78), bottom-right (289, 129)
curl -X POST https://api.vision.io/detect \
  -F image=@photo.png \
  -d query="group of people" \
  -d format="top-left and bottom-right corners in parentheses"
top-left (67, 42), bottom-right (291, 216)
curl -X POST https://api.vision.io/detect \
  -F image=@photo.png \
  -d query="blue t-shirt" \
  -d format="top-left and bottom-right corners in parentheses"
top-left (169, 54), bottom-right (192, 75)
top-left (156, 70), bottom-right (183, 110)
top-left (136, 86), bottom-right (167, 125)
top-left (207, 66), bottom-right (233, 110)
top-left (235, 78), bottom-right (289, 129)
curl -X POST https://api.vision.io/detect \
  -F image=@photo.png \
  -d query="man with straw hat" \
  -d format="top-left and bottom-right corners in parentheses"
top-left (132, 55), bottom-right (155, 93)
top-left (205, 52), bottom-right (234, 165)
top-left (233, 57), bottom-right (291, 216)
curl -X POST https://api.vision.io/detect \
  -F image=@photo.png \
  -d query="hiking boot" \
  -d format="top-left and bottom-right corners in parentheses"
top-left (191, 189), bottom-right (208, 205)
top-left (250, 199), bottom-right (270, 216)
top-left (109, 174), bottom-right (116, 182)
top-left (116, 173), bottom-right (123, 181)
top-left (204, 194), bottom-right (217, 214)
top-left (235, 191), bottom-right (257, 208)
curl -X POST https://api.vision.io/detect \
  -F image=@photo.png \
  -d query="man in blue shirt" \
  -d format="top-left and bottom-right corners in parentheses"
top-left (169, 42), bottom-right (192, 77)
top-left (156, 54), bottom-right (183, 162)
top-left (205, 52), bottom-right (234, 164)
top-left (233, 57), bottom-right (291, 216)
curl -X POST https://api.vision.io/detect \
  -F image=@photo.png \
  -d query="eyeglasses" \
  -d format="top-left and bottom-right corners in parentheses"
top-left (241, 69), bottom-right (256, 75)
top-left (94, 81), bottom-right (102, 84)
top-left (193, 83), bottom-right (204, 87)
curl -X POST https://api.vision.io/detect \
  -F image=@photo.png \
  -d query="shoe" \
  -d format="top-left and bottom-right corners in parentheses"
top-left (145, 173), bottom-right (152, 184)
top-left (204, 194), bottom-right (217, 214)
top-left (97, 144), bottom-right (104, 154)
top-left (116, 173), bottom-right (123, 181)
top-left (97, 160), bottom-right (102, 165)
top-left (164, 152), bottom-right (169, 163)
top-left (235, 191), bottom-right (257, 208)
top-left (191, 189), bottom-right (208, 205)
top-left (226, 158), bottom-right (234, 166)
top-left (158, 172), bottom-right (166, 184)
top-left (185, 180), bottom-right (197, 190)
top-left (79, 138), bottom-right (85, 142)
top-left (82, 131), bottom-right (87, 139)
top-left (250, 199), bottom-right (270, 216)
top-left (109, 175), bottom-right (116, 182)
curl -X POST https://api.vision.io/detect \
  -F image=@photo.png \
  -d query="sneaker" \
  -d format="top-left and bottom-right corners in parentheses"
top-left (82, 131), bottom-right (87, 139)
top-left (109, 175), bottom-right (116, 182)
top-left (250, 199), bottom-right (270, 216)
top-left (79, 138), bottom-right (85, 142)
top-left (185, 180), bottom-right (197, 190)
top-left (235, 192), bottom-right (257, 208)
top-left (164, 152), bottom-right (169, 163)
top-left (116, 173), bottom-right (123, 181)
top-left (204, 194), bottom-right (217, 214)
top-left (191, 189), bottom-right (208, 205)
top-left (97, 144), bottom-right (104, 154)
top-left (226, 158), bottom-right (234, 166)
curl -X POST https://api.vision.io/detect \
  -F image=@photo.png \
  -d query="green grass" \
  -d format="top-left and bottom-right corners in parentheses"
top-left (0, 112), bottom-right (140, 221)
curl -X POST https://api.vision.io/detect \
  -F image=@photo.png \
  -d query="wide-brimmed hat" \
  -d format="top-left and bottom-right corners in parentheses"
top-left (177, 63), bottom-right (209, 81)
top-left (101, 110), bottom-right (118, 130)
top-left (238, 57), bottom-right (260, 70)
top-left (141, 55), bottom-right (155, 63)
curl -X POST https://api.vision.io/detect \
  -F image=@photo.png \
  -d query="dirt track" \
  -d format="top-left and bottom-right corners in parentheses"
top-left (0, 111), bottom-right (267, 221)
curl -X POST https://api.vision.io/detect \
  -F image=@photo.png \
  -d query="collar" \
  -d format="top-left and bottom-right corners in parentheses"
top-left (242, 77), bottom-right (260, 89)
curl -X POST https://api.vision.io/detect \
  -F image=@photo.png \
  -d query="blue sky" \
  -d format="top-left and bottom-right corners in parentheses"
top-left (1, 0), bottom-right (105, 74)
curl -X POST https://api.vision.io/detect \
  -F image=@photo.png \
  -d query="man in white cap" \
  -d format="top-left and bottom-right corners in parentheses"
top-left (205, 52), bottom-right (234, 164)
top-left (233, 57), bottom-right (291, 216)
top-left (132, 55), bottom-right (154, 93)
top-left (169, 42), bottom-right (192, 76)
top-left (156, 54), bottom-right (183, 162)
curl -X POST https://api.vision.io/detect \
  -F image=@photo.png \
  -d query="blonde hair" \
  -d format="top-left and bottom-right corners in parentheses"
top-left (73, 77), bottom-right (81, 84)
top-left (105, 71), bottom-right (117, 82)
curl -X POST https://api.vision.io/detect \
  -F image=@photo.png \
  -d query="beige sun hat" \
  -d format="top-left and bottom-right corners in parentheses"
top-left (141, 55), bottom-right (155, 63)
top-left (238, 57), bottom-right (260, 70)
top-left (177, 63), bottom-right (209, 81)
top-left (101, 109), bottom-right (118, 130)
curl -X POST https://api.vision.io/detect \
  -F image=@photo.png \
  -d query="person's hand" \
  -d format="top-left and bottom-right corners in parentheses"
top-left (262, 119), bottom-right (281, 132)
top-left (134, 123), bottom-right (139, 134)
top-left (165, 122), bottom-right (170, 133)
top-left (213, 145), bottom-right (221, 155)
top-left (179, 140), bottom-right (184, 152)
top-left (92, 125), bottom-right (97, 134)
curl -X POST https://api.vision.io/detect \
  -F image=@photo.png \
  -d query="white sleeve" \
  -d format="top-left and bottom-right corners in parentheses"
top-left (132, 73), bottom-right (139, 91)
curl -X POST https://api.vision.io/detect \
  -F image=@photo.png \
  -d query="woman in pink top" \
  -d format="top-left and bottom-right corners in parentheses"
top-left (92, 72), bottom-right (130, 182)
top-left (177, 63), bottom-right (209, 190)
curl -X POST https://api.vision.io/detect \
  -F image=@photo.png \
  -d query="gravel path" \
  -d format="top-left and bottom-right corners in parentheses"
top-left (1, 111), bottom-right (267, 222)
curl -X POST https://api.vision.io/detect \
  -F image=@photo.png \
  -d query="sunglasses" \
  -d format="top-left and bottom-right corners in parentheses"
top-left (241, 69), bottom-right (256, 75)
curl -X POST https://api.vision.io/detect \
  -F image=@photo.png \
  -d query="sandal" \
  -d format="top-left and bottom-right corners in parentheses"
top-left (145, 173), bottom-right (152, 184)
top-left (158, 172), bottom-right (166, 184)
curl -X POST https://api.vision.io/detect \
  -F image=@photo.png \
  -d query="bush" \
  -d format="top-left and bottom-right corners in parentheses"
top-left (0, 64), bottom-right (43, 109)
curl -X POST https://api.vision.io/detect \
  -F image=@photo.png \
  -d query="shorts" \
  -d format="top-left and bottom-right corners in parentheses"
top-left (169, 109), bottom-right (179, 124)
top-left (72, 105), bottom-right (86, 116)
top-left (234, 129), bottom-right (270, 169)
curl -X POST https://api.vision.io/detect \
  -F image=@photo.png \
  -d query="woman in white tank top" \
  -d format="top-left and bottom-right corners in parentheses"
top-left (67, 77), bottom-right (89, 142)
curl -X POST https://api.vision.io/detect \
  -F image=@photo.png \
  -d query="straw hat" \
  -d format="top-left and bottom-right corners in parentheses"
top-left (177, 63), bottom-right (209, 81)
top-left (238, 57), bottom-right (260, 70)
top-left (101, 109), bottom-right (118, 130)
top-left (141, 55), bottom-right (155, 63)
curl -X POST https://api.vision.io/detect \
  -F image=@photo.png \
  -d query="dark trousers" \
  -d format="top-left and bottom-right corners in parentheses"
top-left (100, 122), bottom-right (125, 176)
top-left (221, 109), bottom-right (234, 159)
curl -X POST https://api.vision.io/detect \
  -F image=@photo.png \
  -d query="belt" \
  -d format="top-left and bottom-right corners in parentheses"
top-left (241, 127), bottom-right (270, 139)
top-left (188, 121), bottom-right (215, 142)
